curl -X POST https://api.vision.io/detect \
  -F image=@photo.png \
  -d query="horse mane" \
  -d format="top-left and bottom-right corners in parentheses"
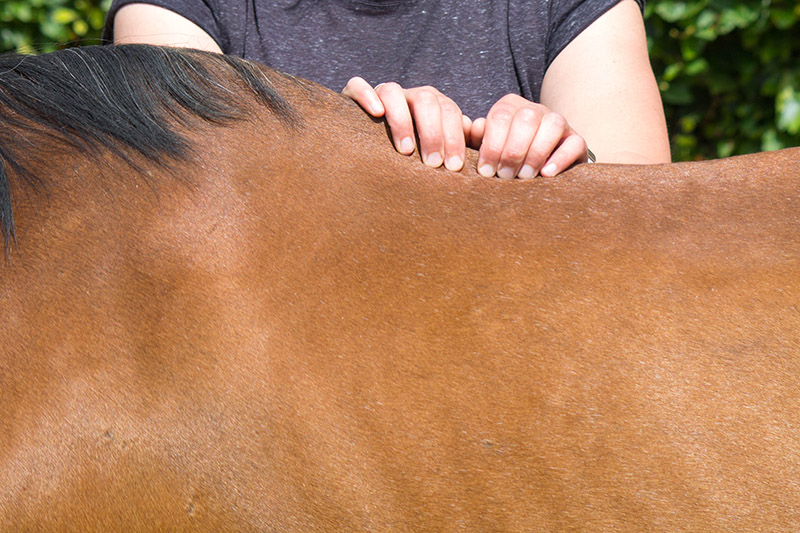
top-left (0, 44), bottom-right (296, 250)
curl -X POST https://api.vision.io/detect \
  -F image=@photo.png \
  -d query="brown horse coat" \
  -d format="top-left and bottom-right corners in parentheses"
top-left (1, 45), bottom-right (799, 530)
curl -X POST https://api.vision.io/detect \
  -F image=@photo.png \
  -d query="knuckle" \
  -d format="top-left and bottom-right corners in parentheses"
top-left (381, 81), bottom-right (403, 93)
top-left (444, 138), bottom-right (465, 154)
top-left (516, 106), bottom-right (542, 124)
top-left (499, 93), bottom-right (524, 105)
top-left (481, 143), bottom-right (504, 159)
top-left (438, 99), bottom-right (461, 115)
top-left (420, 129), bottom-right (443, 146)
top-left (443, 122), bottom-right (463, 141)
top-left (487, 107), bottom-right (514, 124)
top-left (502, 147), bottom-right (526, 162)
top-left (416, 121), bottom-right (442, 142)
top-left (525, 147), bottom-right (549, 166)
top-left (388, 116), bottom-right (413, 133)
top-left (414, 89), bottom-right (440, 106)
top-left (545, 112), bottom-right (568, 130)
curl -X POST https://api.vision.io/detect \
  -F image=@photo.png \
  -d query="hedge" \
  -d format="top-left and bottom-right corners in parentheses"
top-left (646, 0), bottom-right (800, 160)
top-left (1, 0), bottom-right (110, 53)
top-left (1, 0), bottom-right (799, 161)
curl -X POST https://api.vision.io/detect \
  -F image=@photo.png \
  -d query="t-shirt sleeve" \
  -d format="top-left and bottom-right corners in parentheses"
top-left (546, 0), bottom-right (645, 69)
top-left (102, 0), bottom-right (226, 51)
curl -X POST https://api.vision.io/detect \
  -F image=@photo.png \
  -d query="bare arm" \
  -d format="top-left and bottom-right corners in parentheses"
top-left (540, 0), bottom-right (670, 164)
top-left (112, 3), bottom-right (222, 53)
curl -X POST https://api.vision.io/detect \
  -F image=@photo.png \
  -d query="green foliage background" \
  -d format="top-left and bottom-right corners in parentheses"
top-left (646, 1), bottom-right (800, 160)
top-left (1, 0), bottom-right (110, 53)
top-left (1, 0), bottom-right (798, 161)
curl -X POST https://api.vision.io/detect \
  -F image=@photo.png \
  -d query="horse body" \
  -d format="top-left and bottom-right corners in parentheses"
top-left (1, 46), bottom-right (799, 530)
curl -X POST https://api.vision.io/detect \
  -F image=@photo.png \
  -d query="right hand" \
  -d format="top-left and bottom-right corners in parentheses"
top-left (468, 94), bottom-right (589, 179)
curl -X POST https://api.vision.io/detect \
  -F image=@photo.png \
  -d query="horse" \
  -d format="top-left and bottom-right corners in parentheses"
top-left (1, 44), bottom-right (798, 531)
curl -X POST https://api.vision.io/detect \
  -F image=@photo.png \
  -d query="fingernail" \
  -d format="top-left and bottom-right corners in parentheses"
top-left (541, 163), bottom-right (557, 177)
top-left (445, 155), bottom-right (463, 171)
top-left (399, 137), bottom-right (414, 154)
top-left (425, 152), bottom-right (443, 167)
top-left (369, 96), bottom-right (383, 115)
top-left (478, 164), bottom-right (495, 178)
top-left (496, 166), bottom-right (515, 180)
top-left (518, 164), bottom-right (535, 179)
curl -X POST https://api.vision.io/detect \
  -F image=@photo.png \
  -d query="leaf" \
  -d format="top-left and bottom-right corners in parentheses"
top-left (661, 81), bottom-right (694, 106)
top-left (51, 7), bottom-right (78, 24)
top-left (761, 128), bottom-right (784, 152)
top-left (776, 86), bottom-right (800, 135)
top-left (654, 1), bottom-right (707, 23)
top-left (770, 8), bottom-right (798, 30)
top-left (663, 62), bottom-right (683, 82)
top-left (718, 5), bottom-right (761, 34)
top-left (680, 113), bottom-right (701, 133)
top-left (680, 37), bottom-right (704, 61)
top-left (685, 58), bottom-right (709, 76)
top-left (716, 139), bottom-right (736, 158)
top-left (10, 3), bottom-right (33, 23)
top-left (72, 19), bottom-right (89, 36)
top-left (39, 19), bottom-right (68, 42)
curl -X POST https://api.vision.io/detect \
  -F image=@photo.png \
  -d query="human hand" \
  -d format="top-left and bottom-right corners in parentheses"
top-left (342, 77), bottom-right (471, 171)
top-left (468, 94), bottom-right (590, 179)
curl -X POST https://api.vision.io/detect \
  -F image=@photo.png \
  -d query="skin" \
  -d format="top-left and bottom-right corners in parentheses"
top-left (113, 0), bottom-right (670, 178)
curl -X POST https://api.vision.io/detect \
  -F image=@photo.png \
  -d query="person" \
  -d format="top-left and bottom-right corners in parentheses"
top-left (103, 0), bottom-right (671, 178)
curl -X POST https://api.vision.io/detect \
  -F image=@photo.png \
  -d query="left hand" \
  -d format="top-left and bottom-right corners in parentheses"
top-left (468, 94), bottom-right (590, 179)
top-left (342, 76), bottom-right (471, 172)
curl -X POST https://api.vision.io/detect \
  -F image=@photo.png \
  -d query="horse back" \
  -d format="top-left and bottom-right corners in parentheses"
top-left (1, 46), bottom-right (800, 530)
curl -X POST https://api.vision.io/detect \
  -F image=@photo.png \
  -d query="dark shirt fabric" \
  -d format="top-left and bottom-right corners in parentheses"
top-left (103, 0), bottom-right (643, 118)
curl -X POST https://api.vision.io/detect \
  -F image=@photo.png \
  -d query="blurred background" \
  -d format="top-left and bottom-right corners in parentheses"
top-left (1, 0), bottom-right (798, 162)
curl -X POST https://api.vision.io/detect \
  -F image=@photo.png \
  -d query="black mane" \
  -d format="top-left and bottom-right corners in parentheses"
top-left (0, 44), bottom-right (295, 250)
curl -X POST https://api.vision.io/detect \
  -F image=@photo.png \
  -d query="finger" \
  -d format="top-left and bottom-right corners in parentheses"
top-left (520, 112), bottom-right (569, 178)
top-left (462, 115), bottom-right (472, 138)
top-left (438, 97), bottom-right (466, 171)
top-left (376, 82), bottom-right (416, 155)
top-left (341, 76), bottom-right (384, 116)
top-left (477, 102), bottom-right (517, 178)
top-left (468, 117), bottom-right (486, 150)
top-left (496, 106), bottom-right (541, 179)
top-left (407, 87), bottom-right (445, 167)
top-left (540, 132), bottom-right (588, 177)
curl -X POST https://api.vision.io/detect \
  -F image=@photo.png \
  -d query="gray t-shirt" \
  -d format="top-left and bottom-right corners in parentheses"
top-left (103, 0), bottom-right (641, 118)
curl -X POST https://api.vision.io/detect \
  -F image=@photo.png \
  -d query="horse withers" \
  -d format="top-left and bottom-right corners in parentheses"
top-left (1, 45), bottom-right (799, 530)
